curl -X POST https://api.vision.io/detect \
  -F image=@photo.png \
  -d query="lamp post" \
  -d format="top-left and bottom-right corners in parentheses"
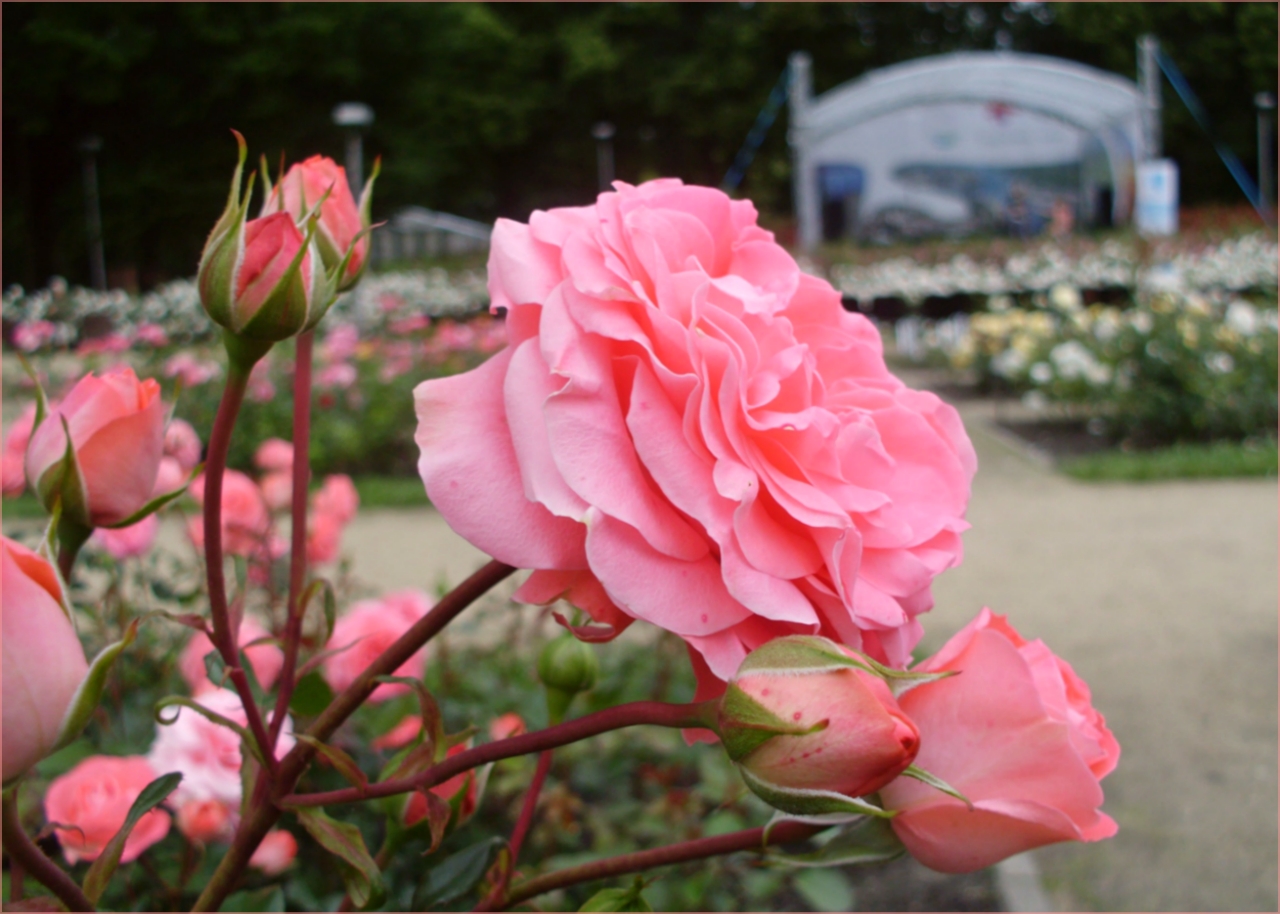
top-left (78, 136), bottom-right (107, 292)
top-left (592, 121), bottom-right (615, 193)
top-left (332, 102), bottom-right (374, 195)
top-left (1256, 92), bottom-right (1276, 227)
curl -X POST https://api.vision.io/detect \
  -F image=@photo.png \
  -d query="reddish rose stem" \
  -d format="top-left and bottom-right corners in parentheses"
top-left (270, 330), bottom-right (314, 744)
top-left (204, 367), bottom-right (279, 775)
top-left (499, 820), bottom-right (824, 910)
top-left (2, 792), bottom-right (94, 912)
top-left (474, 749), bottom-right (554, 911)
top-left (278, 700), bottom-right (720, 809)
top-left (191, 559), bottom-right (517, 912)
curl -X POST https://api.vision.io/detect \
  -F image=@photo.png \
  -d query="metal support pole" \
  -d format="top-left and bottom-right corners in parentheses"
top-left (788, 51), bottom-right (818, 252)
top-left (332, 102), bottom-right (374, 197)
top-left (79, 136), bottom-right (107, 291)
top-left (592, 121), bottom-right (616, 193)
top-left (1138, 35), bottom-right (1162, 161)
top-left (1256, 92), bottom-right (1276, 226)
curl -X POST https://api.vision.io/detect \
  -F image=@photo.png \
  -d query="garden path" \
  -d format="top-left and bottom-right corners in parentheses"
top-left (339, 382), bottom-right (1278, 913)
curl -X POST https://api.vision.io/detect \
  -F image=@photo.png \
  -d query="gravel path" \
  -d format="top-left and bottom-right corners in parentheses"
top-left (338, 391), bottom-right (1277, 912)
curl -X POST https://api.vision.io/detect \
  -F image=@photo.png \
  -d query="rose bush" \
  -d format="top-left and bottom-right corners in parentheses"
top-left (880, 608), bottom-right (1120, 873)
top-left (416, 179), bottom-right (976, 693)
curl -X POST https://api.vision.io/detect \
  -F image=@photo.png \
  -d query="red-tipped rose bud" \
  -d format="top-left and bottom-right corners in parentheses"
top-left (260, 154), bottom-right (378, 292)
top-left (197, 132), bottom-right (335, 353)
top-left (719, 636), bottom-right (921, 817)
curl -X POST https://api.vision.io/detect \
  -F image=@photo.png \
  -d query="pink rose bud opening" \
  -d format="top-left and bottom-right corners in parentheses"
top-left (880, 608), bottom-right (1120, 873)
top-left (262, 155), bottom-right (368, 287)
top-left (2, 536), bottom-right (90, 781)
top-left (249, 829), bottom-right (299, 875)
top-left (235, 212), bottom-right (314, 326)
top-left (44, 756), bottom-right (171, 864)
top-left (25, 367), bottom-right (165, 527)
top-left (721, 638), bottom-right (920, 804)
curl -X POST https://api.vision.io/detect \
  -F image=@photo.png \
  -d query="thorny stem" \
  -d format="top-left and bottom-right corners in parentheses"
top-left (270, 330), bottom-right (314, 745)
top-left (278, 700), bottom-right (721, 809)
top-left (2, 791), bottom-right (95, 912)
top-left (203, 366), bottom-right (279, 776)
top-left (190, 560), bottom-right (516, 912)
top-left (499, 820), bottom-right (825, 910)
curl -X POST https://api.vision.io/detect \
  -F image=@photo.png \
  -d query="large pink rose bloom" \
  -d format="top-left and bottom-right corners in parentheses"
top-left (880, 608), bottom-right (1120, 873)
top-left (26, 367), bottom-right (165, 527)
top-left (322, 590), bottom-right (432, 701)
top-left (44, 756), bottom-right (170, 864)
top-left (2, 536), bottom-right (89, 782)
top-left (415, 180), bottom-right (976, 691)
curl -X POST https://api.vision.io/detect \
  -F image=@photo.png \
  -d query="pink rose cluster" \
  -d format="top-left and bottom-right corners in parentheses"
top-left (416, 179), bottom-right (976, 694)
top-left (185, 438), bottom-right (359, 574)
top-left (413, 179), bottom-right (1117, 872)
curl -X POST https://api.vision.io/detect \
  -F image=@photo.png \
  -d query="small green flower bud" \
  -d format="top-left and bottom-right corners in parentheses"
top-left (538, 634), bottom-right (600, 724)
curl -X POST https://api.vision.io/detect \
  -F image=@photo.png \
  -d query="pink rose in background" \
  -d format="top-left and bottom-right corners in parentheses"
top-left (2, 536), bottom-right (89, 781)
top-left (313, 474), bottom-right (359, 524)
top-left (175, 798), bottom-right (234, 844)
top-left (91, 513), bottom-right (160, 560)
top-left (322, 589), bottom-right (432, 701)
top-left (254, 438), bottom-right (294, 472)
top-left (44, 756), bottom-right (170, 864)
top-left (187, 470), bottom-right (271, 557)
top-left (261, 155), bottom-right (368, 286)
top-left (372, 715), bottom-right (425, 751)
top-left (415, 180), bottom-right (976, 697)
top-left (13, 320), bottom-right (57, 352)
top-left (260, 471), bottom-right (293, 513)
top-left (178, 615), bottom-right (283, 694)
top-left (489, 712), bottom-right (528, 741)
top-left (305, 509), bottom-right (344, 564)
top-left (26, 366), bottom-right (166, 527)
top-left (389, 314), bottom-right (431, 335)
top-left (148, 688), bottom-right (294, 814)
top-left (249, 830), bottom-right (298, 875)
top-left (403, 743), bottom-right (477, 828)
top-left (880, 608), bottom-right (1119, 873)
top-left (164, 352), bottom-right (222, 388)
top-left (322, 323), bottom-right (361, 362)
top-left (164, 419), bottom-right (203, 471)
top-left (153, 456), bottom-right (189, 498)
top-left (134, 323), bottom-right (170, 347)
top-left (3, 403), bottom-right (37, 497)
top-left (316, 362), bottom-right (358, 391)
top-left (75, 333), bottom-right (131, 356)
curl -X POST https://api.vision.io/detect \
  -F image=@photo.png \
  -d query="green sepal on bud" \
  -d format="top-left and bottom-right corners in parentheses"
top-left (537, 633), bottom-right (599, 724)
top-left (718, 681), bottom-right (829, 762)
top-left (734, 634), bottom-right (955, 697)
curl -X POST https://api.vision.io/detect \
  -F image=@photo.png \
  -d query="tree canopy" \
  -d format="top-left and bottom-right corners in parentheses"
top-left (4, 2), bottom-right (1275, 290)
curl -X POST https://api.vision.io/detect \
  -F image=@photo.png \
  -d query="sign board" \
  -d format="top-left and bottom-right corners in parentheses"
top-left (1136, 159), bottom-right (1179, 236)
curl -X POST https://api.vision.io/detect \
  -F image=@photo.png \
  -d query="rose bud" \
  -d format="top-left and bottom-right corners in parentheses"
top-left (2, 536), bottom-right (89, 782)
top-left (197, 133), bottom-right (333, 351)
top-left (249, 830), bottom-right (298, 875)
top-left (25, 367), bottom-right (165, 528)
top-left (537, 634), bottom-right (599, 723)
top-left (176, 798), bottom-right (234, 844)
top-left (489, 712), bottom-right (527, 741)
top-left (260, 154), bottom-right (378, 291)
top-left (718, 636), bottom-right (921, 817)
top-left (43, 756), bottom-right (171, 864)
top-left (878, 609), bottom-right (1120, 873)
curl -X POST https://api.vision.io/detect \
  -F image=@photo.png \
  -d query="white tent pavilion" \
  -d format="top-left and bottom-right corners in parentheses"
top-left (789, 51), bottom-right (1148, 248)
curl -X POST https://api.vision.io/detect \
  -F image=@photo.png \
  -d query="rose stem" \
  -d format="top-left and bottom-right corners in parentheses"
top-left (499, 819), bottom-right (824, 910)
top-left (1, 791), bottom-right (94, 912)
top-left (279, 699), bottom-right (720, 809)
top-left (191, 559), bottom-right (516, 912)
top-left (270, 329), bottom-right (314, 744)
top-left (203, 364), bottom-right (277, 774)
top-left (474, 749), bottom-right (555, 911)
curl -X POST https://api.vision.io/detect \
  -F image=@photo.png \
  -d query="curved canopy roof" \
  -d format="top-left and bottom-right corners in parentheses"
top-left (797, 51), bottom-right (1144, 145)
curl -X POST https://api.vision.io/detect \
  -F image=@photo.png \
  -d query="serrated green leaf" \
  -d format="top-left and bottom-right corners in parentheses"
top-left (81, 772), bottom-right (182, 903)
top-left (738, 766), bottom-right (895, 819)
top-left (52, 618), bottom-right (140, 753)
top-left (412, 837), bottom-right (505, 910)
top-left (766, 815), bottom-right (905, 869)
top-left (900, 764), bottom-right (972, 807)
top-left (295, 808), bottom-right (385, 911)
top-left (296, 736), bottom-right (368, 793)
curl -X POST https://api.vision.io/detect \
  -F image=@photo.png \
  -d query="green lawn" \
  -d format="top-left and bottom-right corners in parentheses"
top-left (1061, 439), bottom-right (1278, 482)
